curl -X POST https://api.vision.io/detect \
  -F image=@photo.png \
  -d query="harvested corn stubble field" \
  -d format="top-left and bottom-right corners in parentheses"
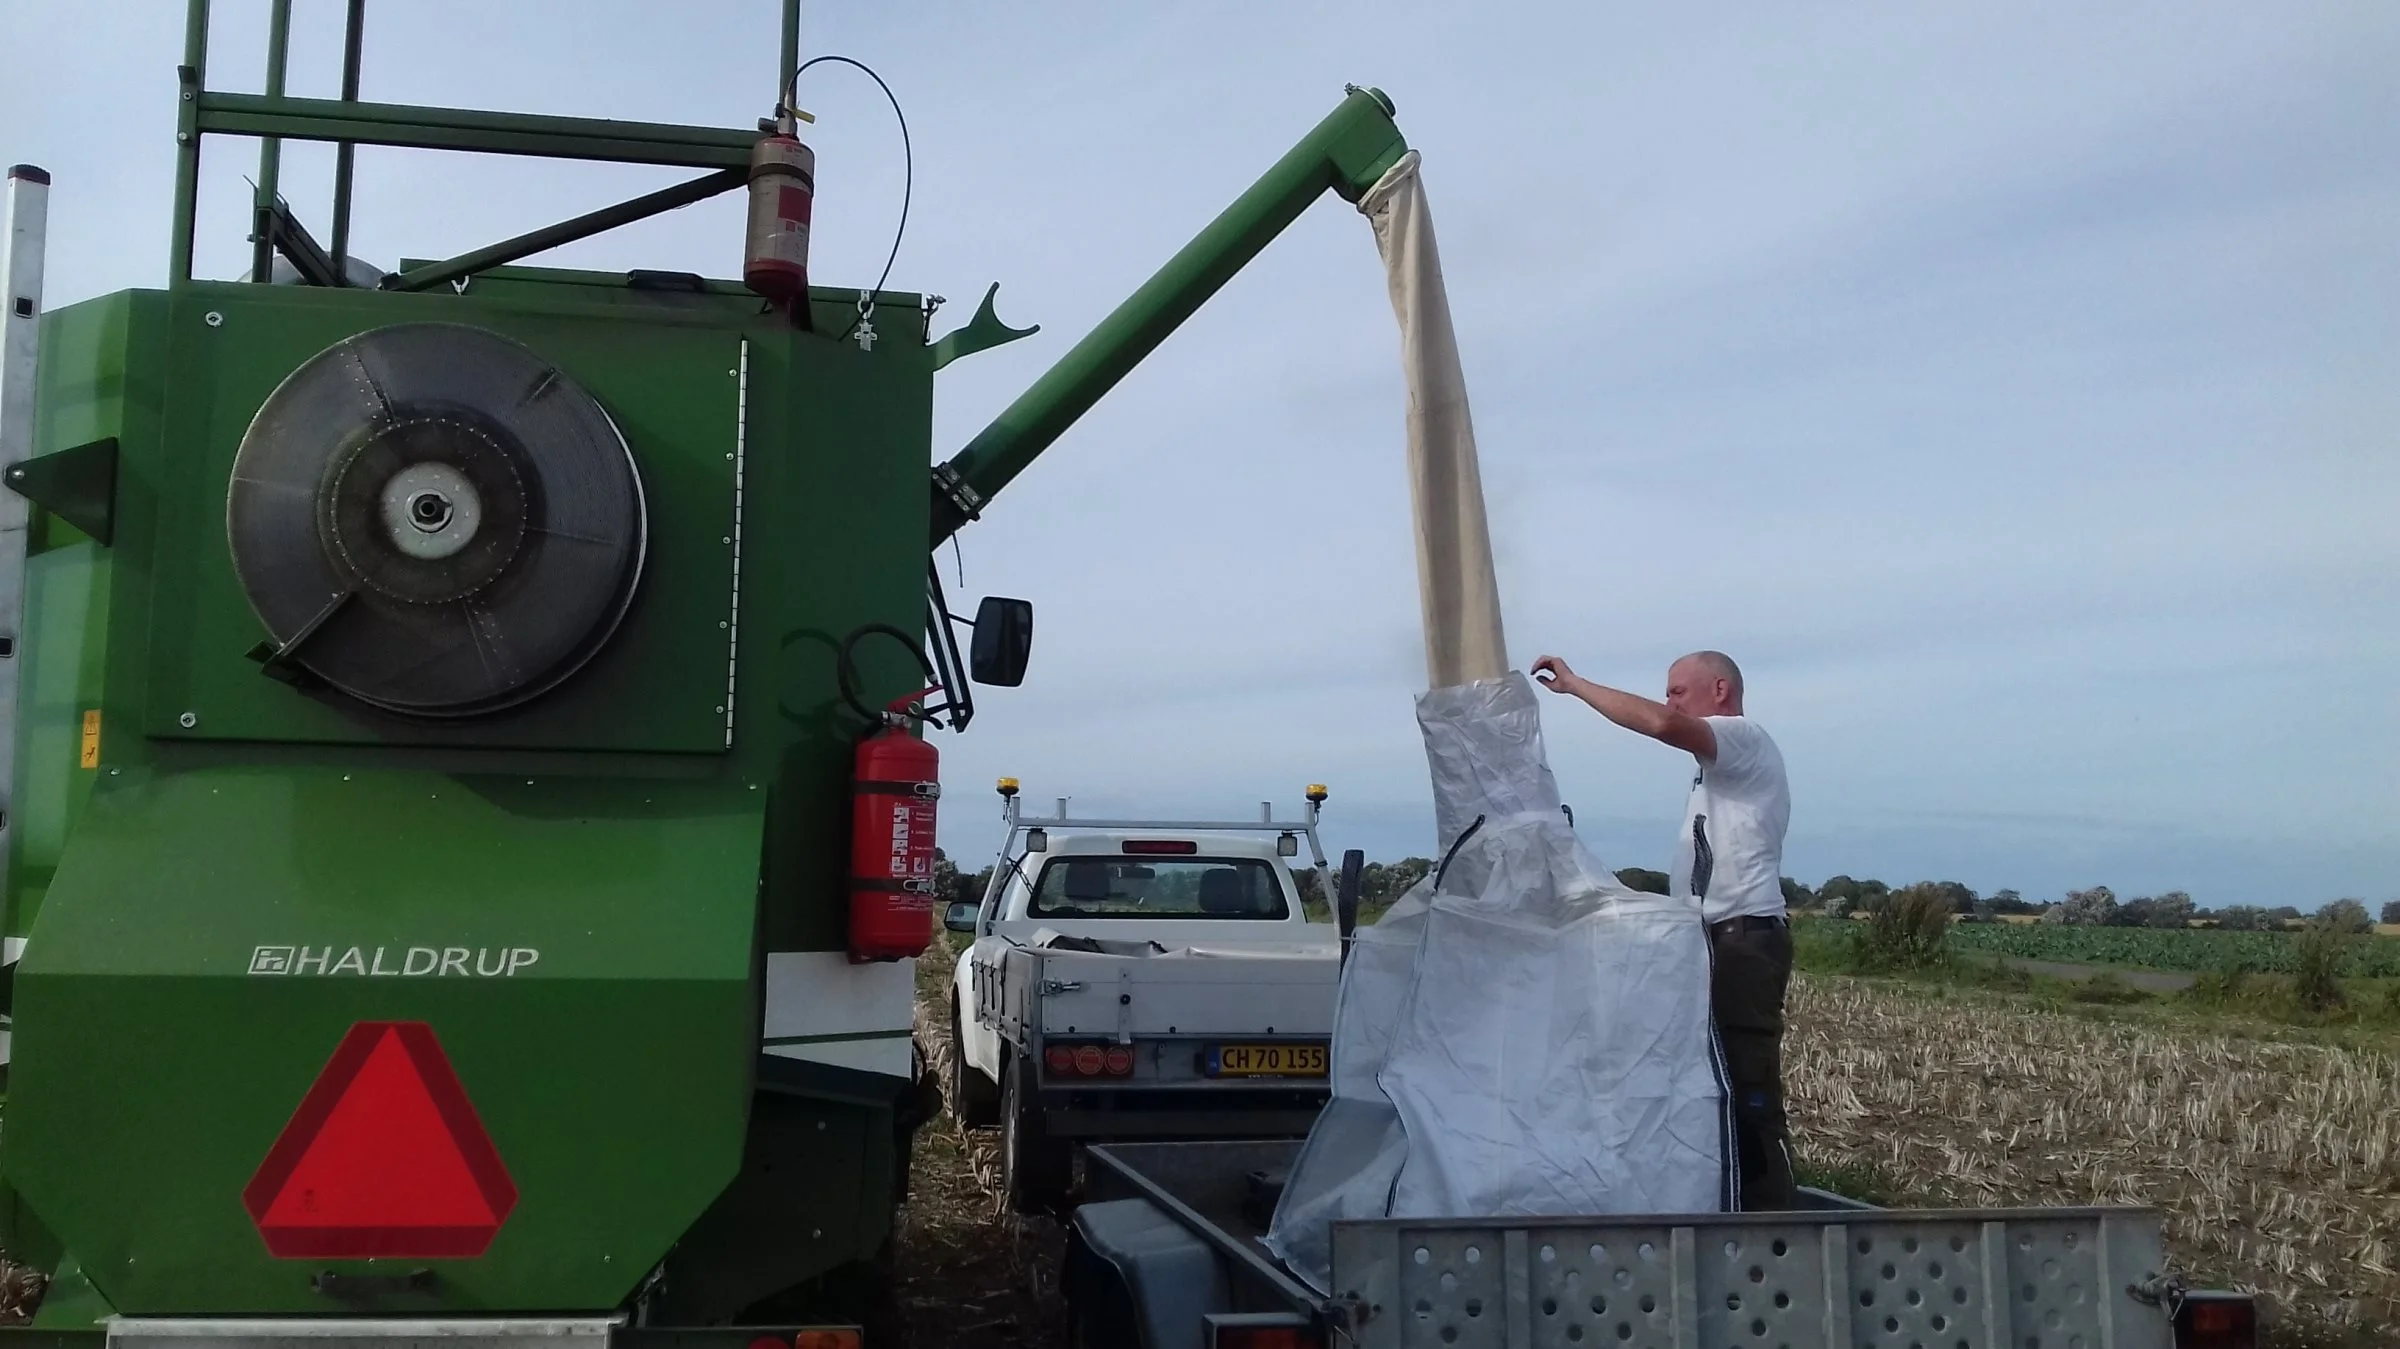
top-left (891, 961), bottom-right (1070, 1349)
top-left (1786, 974), bottom-right (2399, 1341)
top-left (0, 1262), bottom-right (42, 1326)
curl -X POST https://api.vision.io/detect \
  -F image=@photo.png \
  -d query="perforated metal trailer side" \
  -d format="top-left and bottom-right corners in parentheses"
top-left (1065, 1141), bottom-right (2258, 1349)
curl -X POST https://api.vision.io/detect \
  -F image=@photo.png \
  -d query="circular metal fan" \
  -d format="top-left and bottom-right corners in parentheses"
top-left (226, 322), bottom-right (646, 717)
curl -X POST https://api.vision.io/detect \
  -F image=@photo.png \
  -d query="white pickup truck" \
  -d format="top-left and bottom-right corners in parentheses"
top-left (943, 784), bottom-right (1361, 1213)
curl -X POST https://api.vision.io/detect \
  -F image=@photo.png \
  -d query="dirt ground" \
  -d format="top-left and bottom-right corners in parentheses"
top-left (1989, 955), bottom-right (2196, 993)
top-left (891, 974), bottom-right (1069, 1349)
top-left (0, 1260), bottom-right (41, 1326)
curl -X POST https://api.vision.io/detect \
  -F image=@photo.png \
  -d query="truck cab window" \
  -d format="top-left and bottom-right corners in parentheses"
top-left (1028, 857), bottom-right (1289, 920)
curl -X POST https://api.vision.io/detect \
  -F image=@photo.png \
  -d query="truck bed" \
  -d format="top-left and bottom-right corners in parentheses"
top-left (994, 942), bottom-right (1339, 1042)
top-left (1082, 1141), bottom-right (2185, 1349)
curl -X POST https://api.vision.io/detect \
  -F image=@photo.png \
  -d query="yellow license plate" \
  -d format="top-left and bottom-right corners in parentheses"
top-left (1208, 1043), bottom-right (1328, 1077)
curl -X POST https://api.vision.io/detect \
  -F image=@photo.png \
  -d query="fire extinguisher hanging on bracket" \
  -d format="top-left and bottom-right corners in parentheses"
top-left (750, 52), bottom-right (913, 346)
top-left (838, 624), bottom-right (944, 962)
top-left (743, 105), bottom-right (816, 327)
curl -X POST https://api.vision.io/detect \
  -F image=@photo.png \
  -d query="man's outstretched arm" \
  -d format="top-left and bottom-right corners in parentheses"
top-left (1531, 655), bottom-right (1717, 760)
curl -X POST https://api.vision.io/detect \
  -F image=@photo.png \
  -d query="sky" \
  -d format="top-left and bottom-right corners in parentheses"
top-left (2, 2), bottom-right (2394, 908)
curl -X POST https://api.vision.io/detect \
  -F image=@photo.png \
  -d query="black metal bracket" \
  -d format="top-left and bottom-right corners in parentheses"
top-left (253, 196), bottom-right (347, 286)
top-left (625, 269), bottom-right (709, 294)
top-left (311, 1267), bottom-right (435, 1299)
top-left (244, 588), bottom-right (354, 688)
top-left (4, 437), bottom-right (118, 545)
top-left (381, 167), bottom-right (744, 295)
top-left (924, 562), bottom-right (975, 732)
top-left (927, 461), bottom-right (985, 543)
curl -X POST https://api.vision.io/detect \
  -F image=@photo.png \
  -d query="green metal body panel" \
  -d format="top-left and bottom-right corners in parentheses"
top-left (9, 766), bottom-right (761, 1313)
top-left (0, 274), bottom-right (936, 1317)
top-left (651, 1060), bottom-right (911, 1325)
top-left (143, 282), bottom-right (741, 754)
top-left (6, 291), bottom-right (157, 946)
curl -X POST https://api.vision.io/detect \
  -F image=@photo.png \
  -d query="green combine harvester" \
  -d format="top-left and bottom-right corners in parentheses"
top-left (0, 2), bottom-right (1407, 1343)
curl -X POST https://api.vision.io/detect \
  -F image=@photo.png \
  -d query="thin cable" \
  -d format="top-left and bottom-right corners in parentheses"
top-left (786, 55), bottom-right (910, 344)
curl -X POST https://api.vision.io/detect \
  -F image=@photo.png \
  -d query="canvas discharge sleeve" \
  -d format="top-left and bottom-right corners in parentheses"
top-left (1358, 150), bottom-right (1509, 690)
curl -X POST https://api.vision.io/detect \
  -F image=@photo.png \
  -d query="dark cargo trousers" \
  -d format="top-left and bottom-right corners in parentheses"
top-left (1707, 914), bottom-right (1796, 1210)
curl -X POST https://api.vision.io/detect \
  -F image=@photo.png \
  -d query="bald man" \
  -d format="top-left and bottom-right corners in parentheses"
top-left (1531, 650), bottom-right (1796, 1211)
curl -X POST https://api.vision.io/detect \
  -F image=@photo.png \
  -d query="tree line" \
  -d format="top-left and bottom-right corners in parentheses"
top-left (1806, 878), bottom-right (2385, 934)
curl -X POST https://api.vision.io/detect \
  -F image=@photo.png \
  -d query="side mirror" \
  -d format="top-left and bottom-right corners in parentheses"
top-left (969, 596), bottom-right (1033, 687)
top-left (943, 901), bottom-right (980, 935)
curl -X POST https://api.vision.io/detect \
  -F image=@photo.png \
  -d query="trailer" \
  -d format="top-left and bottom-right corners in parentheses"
top-left (1063, 1141), bottom-right (2261, 1349)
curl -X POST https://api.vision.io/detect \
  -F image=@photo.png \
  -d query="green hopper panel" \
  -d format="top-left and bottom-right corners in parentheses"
top-left (6, 765), bottom-right (762, 1313)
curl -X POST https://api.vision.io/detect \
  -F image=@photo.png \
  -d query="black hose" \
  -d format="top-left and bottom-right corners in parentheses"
top-left (837, 623), bottom-right (939, 727)
top-left (1432, 813), bottom-right (1487, 893)
top-left (785, 54), bottom-right (911, 345)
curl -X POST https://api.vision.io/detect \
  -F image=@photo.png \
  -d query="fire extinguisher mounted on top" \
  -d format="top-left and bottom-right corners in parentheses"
top-left (838, 625), bottom-right (945, 963)
top-left (749, 53), bottom-right (911, 345)
top-left (744, 99), bottom-right (816, 329)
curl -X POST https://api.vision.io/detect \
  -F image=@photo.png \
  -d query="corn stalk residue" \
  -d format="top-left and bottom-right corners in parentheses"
top-left (1788, 975), bottom-right (2399, 1334)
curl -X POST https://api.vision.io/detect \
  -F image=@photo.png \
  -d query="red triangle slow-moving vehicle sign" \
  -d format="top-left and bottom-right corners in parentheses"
top-left (243, 1021), bottom-right (518, 1259)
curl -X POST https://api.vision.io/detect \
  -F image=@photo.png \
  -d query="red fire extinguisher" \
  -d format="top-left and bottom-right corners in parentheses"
top-left (744, 113), bottom-right (815, 320)
top-left (841, 626), bottom-right (943, 962)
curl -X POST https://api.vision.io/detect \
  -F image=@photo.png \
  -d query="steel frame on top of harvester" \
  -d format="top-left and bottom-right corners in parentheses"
top-left (166, 0), bottom-right (799, 293)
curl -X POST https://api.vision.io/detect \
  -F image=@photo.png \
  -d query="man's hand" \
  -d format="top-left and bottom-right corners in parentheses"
top-left (1529, 653), bottom-right (1716, 761)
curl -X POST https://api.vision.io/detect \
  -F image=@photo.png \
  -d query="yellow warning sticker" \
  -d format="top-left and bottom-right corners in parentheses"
top-left (79, 709), bottom-right (101, 768)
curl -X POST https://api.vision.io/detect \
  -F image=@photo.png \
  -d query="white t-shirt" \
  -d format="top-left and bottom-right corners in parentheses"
top-left (1669, 715), bottom-right (1790, 924)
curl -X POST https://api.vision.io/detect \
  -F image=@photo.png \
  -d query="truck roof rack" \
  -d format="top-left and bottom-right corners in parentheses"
top-left (1004, 794), bottom-right (1324, 837)
top-left (992, 788), bottom-right (1334, 874)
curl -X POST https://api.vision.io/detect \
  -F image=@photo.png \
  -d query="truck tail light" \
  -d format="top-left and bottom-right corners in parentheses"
top-left (2173, 1292), bottom-right (2257, 1348)
top-left (1043, 1040), bottom-right (1136, 1078)
top-left (792, 1333), bottom-right (862, 1349)
top-left (1121, 839), bottom-right (1199, 854)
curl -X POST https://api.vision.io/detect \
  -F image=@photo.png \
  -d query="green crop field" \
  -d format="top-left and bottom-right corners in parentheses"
top-left (1946, 922), bottom-right (2400, 976)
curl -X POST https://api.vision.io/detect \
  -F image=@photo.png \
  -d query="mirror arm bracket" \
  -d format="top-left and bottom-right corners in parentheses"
top-left (924, 562), bottom-right (975, 732)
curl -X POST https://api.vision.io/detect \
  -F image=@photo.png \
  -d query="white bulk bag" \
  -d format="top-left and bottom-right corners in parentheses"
top-left (1265, 674), bottom-right (1732, 1293)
